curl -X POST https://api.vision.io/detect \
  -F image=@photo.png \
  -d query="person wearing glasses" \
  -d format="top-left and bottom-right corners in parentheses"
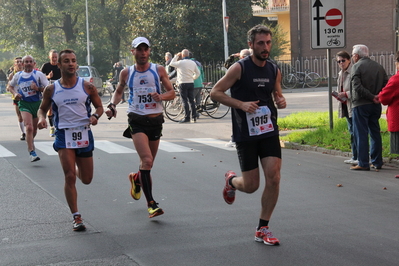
top-left (350, 44), bottom-right (388, 171)
top-left (334, 51), bottom-right (357, 165)
top-left (7, 55), bottom-right (48, 162)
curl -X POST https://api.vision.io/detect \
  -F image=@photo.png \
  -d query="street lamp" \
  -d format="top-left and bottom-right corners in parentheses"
top-left (222, 0), bottom-right (229, 60)
top-left (85, 0), bottom-right (91, 65)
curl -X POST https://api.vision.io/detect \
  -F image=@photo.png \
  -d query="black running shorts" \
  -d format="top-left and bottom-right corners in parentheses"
top-left (236, 135), bottom-right (281, 172)
top-left (123, 112), bottom-right (164, 141)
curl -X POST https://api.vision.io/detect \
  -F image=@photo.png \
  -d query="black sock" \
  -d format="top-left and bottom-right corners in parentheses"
top-left (228, 177), bottom-right (236, 189)
top-left (257, 219), bottom-right (269, 230)
top-left (229, 176), bottom-right (236, 188)
top-left (139, 170), bottom-right (154, 205)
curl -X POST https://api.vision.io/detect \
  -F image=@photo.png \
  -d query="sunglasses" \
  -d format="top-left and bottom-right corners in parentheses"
top-left (337, 59), bottom-right (347, 64)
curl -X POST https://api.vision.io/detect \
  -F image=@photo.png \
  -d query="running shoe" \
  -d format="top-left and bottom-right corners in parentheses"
top-left (147, 201), bottom-right (164, 218)
top-left (29, 150), bottom-right (40, 162)
top-left (49, 127), bottom-right (55, 137)
top-left (72, 214), bottom-right (86, 231)
top-left (20, 133), bottom-right (26, 141)
top-left (255, 226), bottom-right (280, 246)
top-left (128, 172), bottom-right (141, 200)
top-left (223, 170), bottom-right (237, 204)
top-left (225, 140), bottom-right (236, 148)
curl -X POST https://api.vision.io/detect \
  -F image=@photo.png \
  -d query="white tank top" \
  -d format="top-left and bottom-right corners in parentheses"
top-left (126, 63), bottom-right (163, 115)
top-left (52, 77), bottom-right (91, 129)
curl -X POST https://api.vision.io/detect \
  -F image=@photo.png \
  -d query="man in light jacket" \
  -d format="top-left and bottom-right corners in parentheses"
top-left (170, 49), bottom-right (200, 123)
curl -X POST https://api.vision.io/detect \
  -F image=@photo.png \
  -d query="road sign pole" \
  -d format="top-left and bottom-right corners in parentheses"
top-left (327, 48), bottom-right (333, 131)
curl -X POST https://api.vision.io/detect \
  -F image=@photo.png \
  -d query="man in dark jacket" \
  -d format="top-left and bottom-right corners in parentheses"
top-left (350, 44), bottom-right (388, 171)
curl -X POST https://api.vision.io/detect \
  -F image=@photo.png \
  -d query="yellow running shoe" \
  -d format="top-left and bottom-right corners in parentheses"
top-left (148, 201), bottom-right (164, 218)
top-left (49, 126), bottom-right (55, 137)
top-left (128, 172), bottom-right (141, 200)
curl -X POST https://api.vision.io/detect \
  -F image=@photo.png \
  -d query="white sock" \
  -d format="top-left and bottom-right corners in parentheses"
top-left (19, 122), bottom-right (25, 133)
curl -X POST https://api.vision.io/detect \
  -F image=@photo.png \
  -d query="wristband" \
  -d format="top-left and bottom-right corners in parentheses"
top-left (107, 103), bottom-right (116, 120)
top-left (107, 103), bottom-right (116, 109)
top-left (91, 113), bottom-right (99, 120)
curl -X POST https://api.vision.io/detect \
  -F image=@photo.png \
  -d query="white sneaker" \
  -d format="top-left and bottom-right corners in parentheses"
top-left (30, 150), bottom-right (40, 162)
top-left (225, 140), bottom-right (236, 147)
top-left (344, 159), bottom-right (358, 164)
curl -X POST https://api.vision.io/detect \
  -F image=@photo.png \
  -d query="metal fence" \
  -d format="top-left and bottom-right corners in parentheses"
top-left (201, 51), bottom-right (397, 87)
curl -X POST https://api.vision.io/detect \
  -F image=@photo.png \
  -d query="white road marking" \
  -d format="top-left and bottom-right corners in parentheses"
top-left (0, 145), bottom-right (16, 157)
top-left (185, 138), bottom-right (235, 151)
top-left (95, 140), bottom-right (136, 154)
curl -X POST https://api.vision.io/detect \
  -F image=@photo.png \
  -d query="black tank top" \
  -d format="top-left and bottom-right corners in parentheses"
top-left (230, 56), bottom-right (278, 142)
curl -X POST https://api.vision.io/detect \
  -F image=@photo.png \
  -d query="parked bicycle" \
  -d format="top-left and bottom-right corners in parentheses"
top-left (163, 82), bottom-right (230, 122)
top-left (282, 69), bottom-right (321, 89)
top-left (99, 80), bottom-right (114, 105)
top-left (102, 80), bottom-right (130, 105)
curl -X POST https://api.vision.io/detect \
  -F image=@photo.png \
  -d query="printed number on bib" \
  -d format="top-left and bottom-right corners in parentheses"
top-left (133, 87), bottom-right (157, 110)
top-left (20, 81), bottom-right (37, 97)
top-left (65, 126), bottom-right (90, 148)
top-left (246, 106), bottom-right (274, 136)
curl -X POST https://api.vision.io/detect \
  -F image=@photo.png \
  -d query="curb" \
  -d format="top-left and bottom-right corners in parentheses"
top-left (282, 141), bottom-right (399, 168)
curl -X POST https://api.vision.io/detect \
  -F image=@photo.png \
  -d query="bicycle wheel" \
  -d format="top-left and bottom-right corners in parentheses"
top-left (163, 93), bottom-right (185, 122)
top-left (197, 88), bottom-right (211, 116)
top-left (123, 86), bottom-right (130, 101)
top-left (305, 72), bottom-right (321, 88)
top-left (99, 87), bottom-right (112, 105)
top-left (204, 95), bottom-right (230, 119)
top-left (282, 74), bottom-right (298, 89)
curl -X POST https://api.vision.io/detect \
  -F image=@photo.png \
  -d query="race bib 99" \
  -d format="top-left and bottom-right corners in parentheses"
top-left (65, 126), bottom-right (90, 148)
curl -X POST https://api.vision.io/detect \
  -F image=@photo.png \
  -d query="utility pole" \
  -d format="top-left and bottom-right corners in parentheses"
top-left (222, 0), bottom-right (229, 60)
top-left (85, 0), bottom-right (91, 65)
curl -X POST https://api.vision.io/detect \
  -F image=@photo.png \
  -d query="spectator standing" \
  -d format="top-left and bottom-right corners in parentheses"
top-left (0, 69), bottom-right (7, 93)
top-left (111, 62), bottom-right (125, 103)
top-left (211, 25), bottom-right (286, 246)
top-left (41, 49), bottom-right (61, 137)
top-left (38, 49), bottom-right (103, 231)
top-left (334, 51), bottom-right (357, 165)
top-left (165, 52), bottom-right (177, 84)
top-left (7, 55), bottom-right (48, 162)
top-left (224, 49), bottom-right (251, 70)
top-left (378, 51), bottom-right (399, 177)
top-left (189, 52), bottom-right (204, 117)
top-left (105, 37), bottom-right (175, 218)
top-left (170, 49), bottom-right (200, 123)
top-left (350, 44), bottom-right (388, 170)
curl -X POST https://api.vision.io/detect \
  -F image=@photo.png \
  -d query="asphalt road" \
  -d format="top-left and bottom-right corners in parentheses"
top-left (0, 89), bottom-right (398, 266)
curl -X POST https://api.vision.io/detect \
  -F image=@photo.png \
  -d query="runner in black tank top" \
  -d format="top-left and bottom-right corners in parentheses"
top-left (210, 25), bottom-right (287, 246)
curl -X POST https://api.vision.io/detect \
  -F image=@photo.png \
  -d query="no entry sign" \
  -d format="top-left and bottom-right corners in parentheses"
top-left (325, 8), bottom-right (343, 27)
top-left (311, 0), bottom-right (346, 49)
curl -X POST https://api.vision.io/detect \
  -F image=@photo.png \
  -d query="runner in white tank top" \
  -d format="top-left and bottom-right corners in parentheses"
top-left (38, 49), bottom-right (104, 231)
top-left (105, 37), bottom-right (175, 218)
top-left (125, 63), bottom-right (163, 115)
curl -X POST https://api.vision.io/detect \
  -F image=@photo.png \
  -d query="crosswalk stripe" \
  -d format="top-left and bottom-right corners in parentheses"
top-left (95, 140), bottom-right (136, 154)
top-left (185, 138), bottom-right (235, 151)
top-left (0, 138), bottom-right (232, 157)
top-left (35, 141), bottom-right (58, 155)
top-left (159, 140), bottom-right (199, 152)
top-left (0, 145), bottom-right (16, 157)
